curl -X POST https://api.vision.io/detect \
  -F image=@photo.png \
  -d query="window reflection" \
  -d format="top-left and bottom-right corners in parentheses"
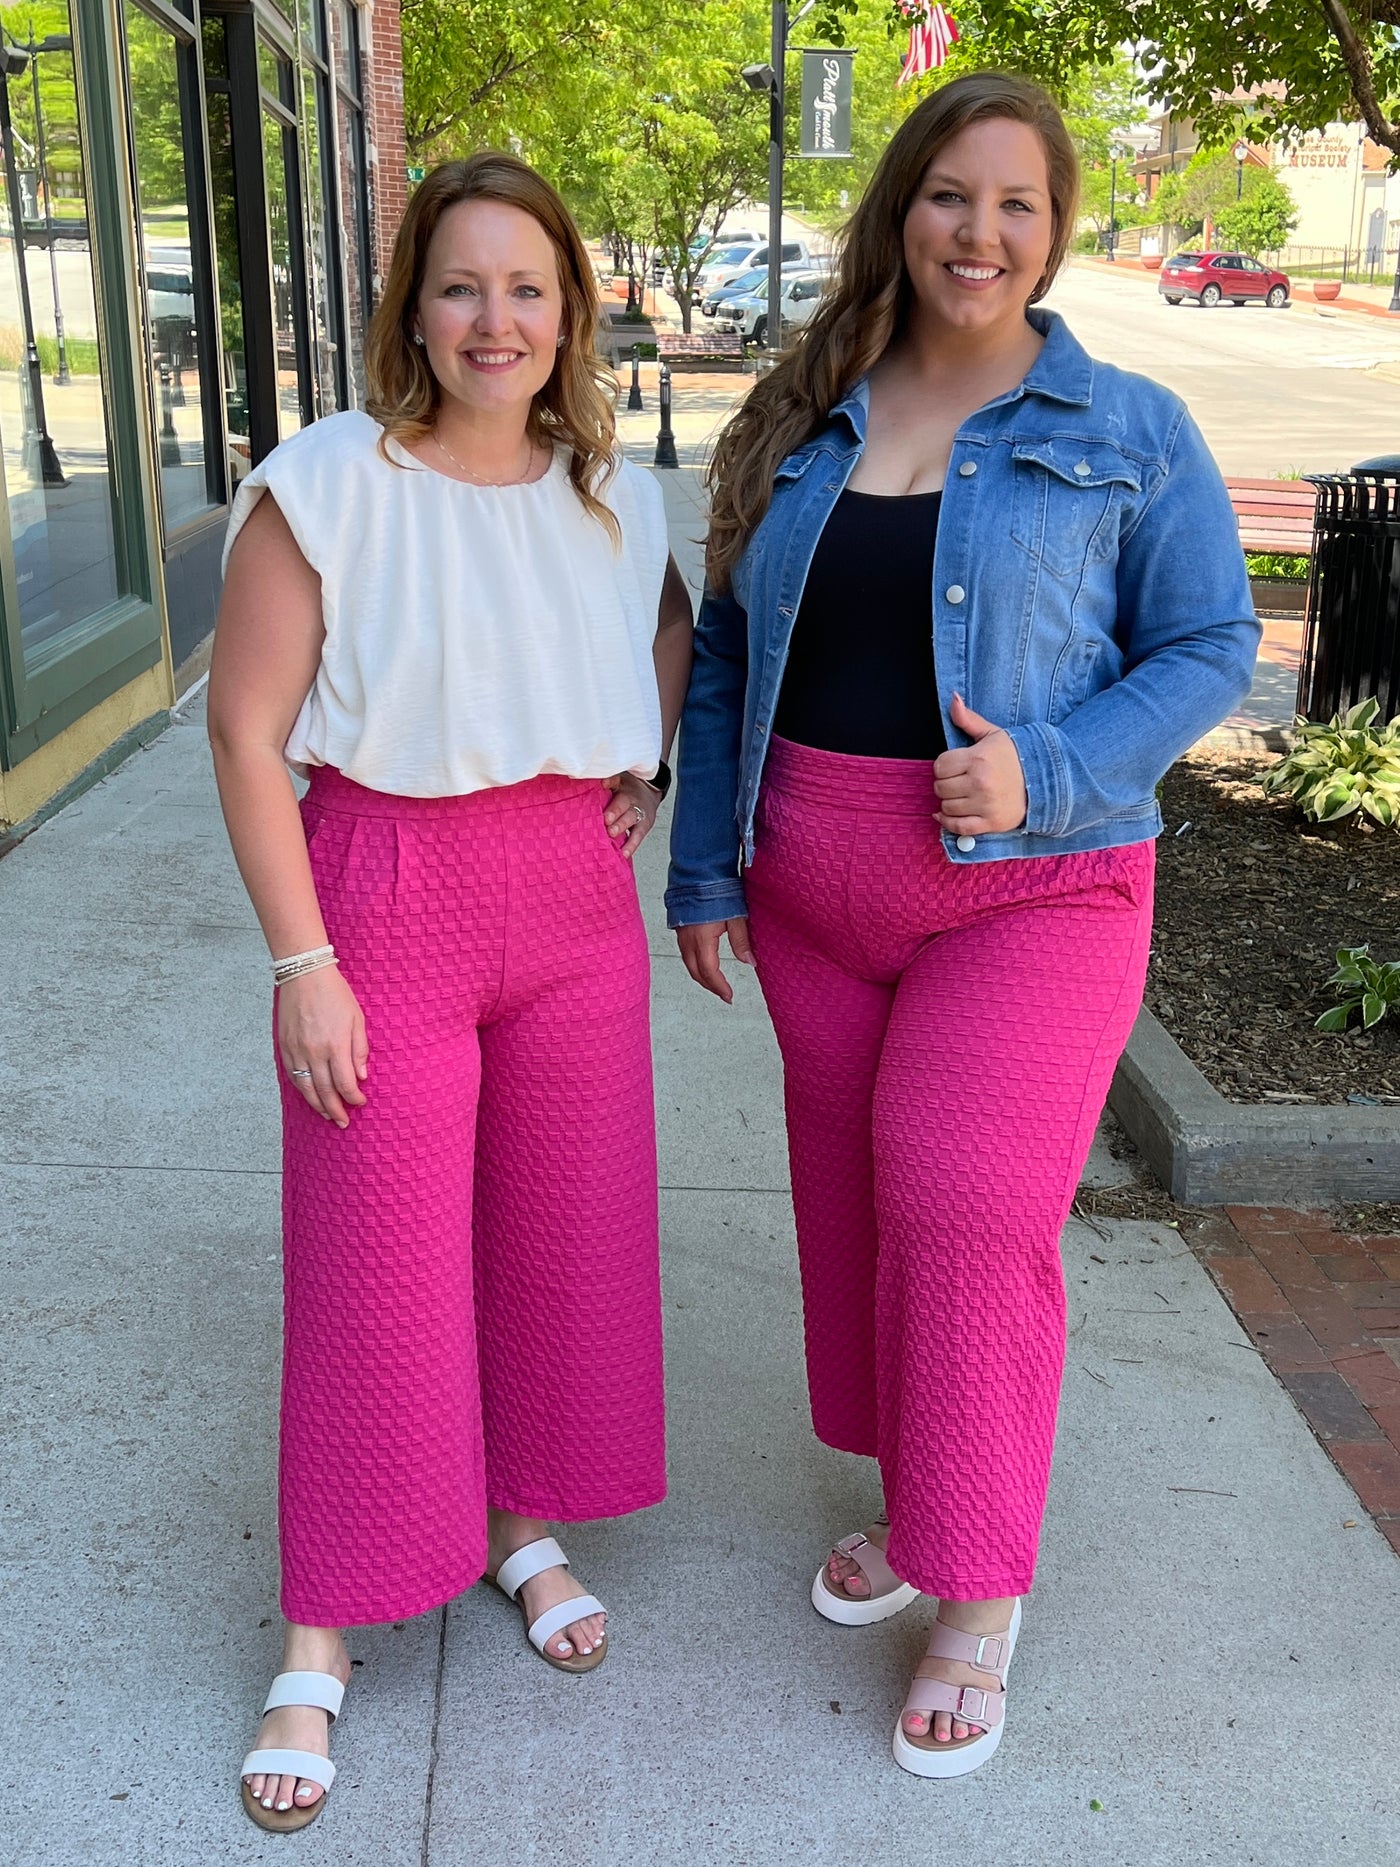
top-left (125, 0), bottom-right (217, 529)
top-left (330, 0), bottom-right (367, 403)
top-left (0, 4), bottom-right (123, 668)
top-left (301, 69), bottom-right (337, 413)
top-left (261, 104), bottom-right (302, 440)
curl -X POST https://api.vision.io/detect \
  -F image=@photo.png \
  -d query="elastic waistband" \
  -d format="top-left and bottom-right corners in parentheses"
top-left (304, 765), bottom-right (605, 820)
top-left (762, 734), bottom-right (938, 816)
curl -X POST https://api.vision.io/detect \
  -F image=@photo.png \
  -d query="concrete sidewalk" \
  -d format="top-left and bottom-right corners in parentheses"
top-left (2, 482), bottom-right (1397, 1867)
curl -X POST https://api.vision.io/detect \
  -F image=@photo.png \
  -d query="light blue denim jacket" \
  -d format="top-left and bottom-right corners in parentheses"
top-left (664, 308), bottom-right (1260, 929)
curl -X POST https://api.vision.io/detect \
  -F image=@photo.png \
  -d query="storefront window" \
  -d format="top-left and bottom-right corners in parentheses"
top-left (202, 18), bottom-right (250, 486)
top-left (261, 102), bottom-right (303, 440)
top-left (330, 0), bottom-right (368, 402)
top-left (300, 68), bottom-right (337, 413)
top-left (0, 5), bottom-right (124, 671)
top-left (125, 0), bottom-right (220, 531)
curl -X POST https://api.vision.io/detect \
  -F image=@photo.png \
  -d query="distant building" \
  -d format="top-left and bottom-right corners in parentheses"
top-left (0, 0), bottom-right (406, 840)
top-left (1134, 106), bottom-right (1394, 261)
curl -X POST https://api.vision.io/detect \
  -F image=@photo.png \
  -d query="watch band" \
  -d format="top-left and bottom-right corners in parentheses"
top-left (643, 758), bottom-right (673, 800)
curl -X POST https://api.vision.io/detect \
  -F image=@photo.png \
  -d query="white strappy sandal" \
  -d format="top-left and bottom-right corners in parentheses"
top-left (812, 1524), bottom-right (921, 1627)
top-left (489, 1535), bottom-right (608, 1674)
top-left (239, 1668), bottom-right (345, 1832)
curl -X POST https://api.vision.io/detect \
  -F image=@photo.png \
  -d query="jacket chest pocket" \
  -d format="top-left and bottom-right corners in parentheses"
top-left (1010, 440), bottom-right (1142, 579)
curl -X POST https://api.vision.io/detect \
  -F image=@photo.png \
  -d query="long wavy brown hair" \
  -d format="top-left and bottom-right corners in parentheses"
top-left (366, 152), bottom-right (620, 542)
top-left (706, 72), bottom-right (1080, 590)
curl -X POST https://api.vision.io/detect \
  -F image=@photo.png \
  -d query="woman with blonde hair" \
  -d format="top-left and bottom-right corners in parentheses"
top-left (668, 72), bottom-right (1257, 1776)
top-left (210, 152), bottom-right (691, 1831)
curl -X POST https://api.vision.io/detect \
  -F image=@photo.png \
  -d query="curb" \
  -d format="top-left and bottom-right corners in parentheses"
top-left (1109, 1007), bottom-right (1400, 1205)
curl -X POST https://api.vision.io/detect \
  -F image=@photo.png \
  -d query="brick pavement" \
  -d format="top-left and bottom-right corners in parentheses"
top-left (1194, 1206), bottom-right (1400, 1553)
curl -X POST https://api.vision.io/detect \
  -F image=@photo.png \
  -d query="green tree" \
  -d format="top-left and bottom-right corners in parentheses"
top-left (1215, 172), bottom-right (1299, 255)
top-left (552, 10), bottom-right (771, 331)
top-left (400, 0), bottom-right (645, 161)
top-left (948, 0), bottom-right (1400, 165)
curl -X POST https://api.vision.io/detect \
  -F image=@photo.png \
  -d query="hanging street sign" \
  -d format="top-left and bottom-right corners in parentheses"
top-left (798, 49), bottom-right (855, 159)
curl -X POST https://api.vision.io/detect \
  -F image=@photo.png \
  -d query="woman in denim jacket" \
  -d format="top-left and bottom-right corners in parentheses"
top-left (666, 73), bottom-right (1258, 1778)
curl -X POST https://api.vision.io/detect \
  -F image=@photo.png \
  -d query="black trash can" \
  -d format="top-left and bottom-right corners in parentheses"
top-left (1296, 467), bottom-right (1400, 722)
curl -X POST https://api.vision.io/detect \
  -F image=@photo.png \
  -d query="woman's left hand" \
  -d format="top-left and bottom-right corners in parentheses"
top-left (933, 693), bottom-right (1029, 837)
top-left (603, 771), bottom-right (660, 858)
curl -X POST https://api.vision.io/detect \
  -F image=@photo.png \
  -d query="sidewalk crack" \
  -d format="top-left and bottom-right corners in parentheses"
top-left (420, 1606), bottom-right (448, 1867)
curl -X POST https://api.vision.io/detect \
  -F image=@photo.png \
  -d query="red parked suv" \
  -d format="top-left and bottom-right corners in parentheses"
top-left (1158, 251), bottom-right (1291, 308)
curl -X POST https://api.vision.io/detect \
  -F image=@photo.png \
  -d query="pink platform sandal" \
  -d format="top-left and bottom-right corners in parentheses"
top-left (892, 1599), bottom-right (1022, 1779)
top-left (810, 1522), bottom-right (921, 1627)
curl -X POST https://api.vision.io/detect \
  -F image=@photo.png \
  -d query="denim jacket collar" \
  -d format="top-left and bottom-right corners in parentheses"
top-left (823, 308), bottom-right (1095, 452)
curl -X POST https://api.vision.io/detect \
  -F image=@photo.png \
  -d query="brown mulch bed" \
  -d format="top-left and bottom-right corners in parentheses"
top-left (1147, 753), bottom-right (1400, 1107)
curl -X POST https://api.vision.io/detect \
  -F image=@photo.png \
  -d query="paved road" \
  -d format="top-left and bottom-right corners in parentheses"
top-left (1046, 264), bottom-right (1400, 476)
top-left (627, 264), bottom-right (1400, 482)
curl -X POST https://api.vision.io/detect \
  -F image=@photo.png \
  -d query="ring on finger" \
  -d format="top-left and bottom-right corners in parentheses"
top-left (632, 803), bottom-right (645, 822)
top-left (289, 1067), bottom-right (312, 1080)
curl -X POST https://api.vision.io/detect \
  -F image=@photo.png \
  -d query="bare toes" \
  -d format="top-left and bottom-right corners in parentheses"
top-left (904, 1711), bottom-right (928, 1735)
top-left (294, 1779), bottom-right (323, 1807)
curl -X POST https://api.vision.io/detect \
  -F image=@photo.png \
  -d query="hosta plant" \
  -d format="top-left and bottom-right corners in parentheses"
top-left (1315, 945), bottom-right (1400, 1032)
top-left (1261, 698), bottom-right (1400, 827)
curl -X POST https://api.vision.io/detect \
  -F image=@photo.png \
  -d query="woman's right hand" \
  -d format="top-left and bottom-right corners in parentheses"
top-left (676, 919), bottom-right (754, 1004)
top-left (277, 967), bottom-right (369, 1128)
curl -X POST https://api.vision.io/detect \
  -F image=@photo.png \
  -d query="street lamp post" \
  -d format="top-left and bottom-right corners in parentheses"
top-left (0, 42), bottom-right (64, 485)
top-left (741, 0), bottom-right (816, 362)
top-left (766, 1), bottom-right (784, 356)
top-left (1232, 138), bottom-right (1248, 202)
top-left (28, 33), bottom-right (72, 386)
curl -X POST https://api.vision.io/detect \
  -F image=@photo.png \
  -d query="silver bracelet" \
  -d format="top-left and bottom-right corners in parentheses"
top-left (272, 944), bottom-right (337, 985)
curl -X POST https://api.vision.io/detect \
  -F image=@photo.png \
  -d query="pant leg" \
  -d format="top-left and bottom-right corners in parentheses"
top-left (873, 848), bottom-right (1154, 1601)
top-left (471, 791), bottom-right (666, 1520)
top-left (279, 793), bottom-right (495, 1627)
top-left (746, 790), bottom-right (895, 1459)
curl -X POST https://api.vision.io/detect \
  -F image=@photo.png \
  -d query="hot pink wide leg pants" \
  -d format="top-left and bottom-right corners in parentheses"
top-left (277, 768), bottom-right (665, 1626)
top-left (745, 736), bottom-right (1153, 1600)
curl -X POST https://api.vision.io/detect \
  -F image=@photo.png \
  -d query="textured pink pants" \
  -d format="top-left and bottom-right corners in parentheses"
top-left (278, 768), bottom-right (665, 1626)
top-left (745, 737), bottom-right (1154, 1600)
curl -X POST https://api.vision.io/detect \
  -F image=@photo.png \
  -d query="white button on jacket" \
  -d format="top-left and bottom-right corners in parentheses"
top-left (945, 585), bottom-right (965, 604)
top-left (958, 460), bottom-right (977, 477)
top-left (956, 835), bottom-right (977, 852)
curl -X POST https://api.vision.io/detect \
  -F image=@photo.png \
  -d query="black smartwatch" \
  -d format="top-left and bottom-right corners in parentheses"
top-left (642, 758), bottom-right (673, 801)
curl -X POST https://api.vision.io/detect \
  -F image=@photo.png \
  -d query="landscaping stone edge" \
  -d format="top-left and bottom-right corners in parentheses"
top-left (1108, 1006), bottom-right (1400, 1205)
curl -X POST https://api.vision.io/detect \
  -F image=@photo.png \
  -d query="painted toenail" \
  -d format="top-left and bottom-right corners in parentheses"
top-left (277, 1801), bottom-right (291, 1811)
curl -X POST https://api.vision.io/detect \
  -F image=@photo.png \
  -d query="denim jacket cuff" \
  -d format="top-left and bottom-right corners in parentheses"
top-left (1006, 720), bottom-right (1070, 838)
top-left (664, 879), bottom-right (750, 930)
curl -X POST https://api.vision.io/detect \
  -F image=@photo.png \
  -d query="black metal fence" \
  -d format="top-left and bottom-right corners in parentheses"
top-left (1261, 242), bottom-right (1398, 285)
top-left (1298, 470), bottom-right (1400, 721)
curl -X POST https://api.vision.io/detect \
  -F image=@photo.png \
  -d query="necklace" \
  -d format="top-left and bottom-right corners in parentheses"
top-left (431, 428), bottom-right (535, 486)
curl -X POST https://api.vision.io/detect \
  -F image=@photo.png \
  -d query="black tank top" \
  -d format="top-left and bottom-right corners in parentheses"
top-left (773, 487), bottom-right (946, 760)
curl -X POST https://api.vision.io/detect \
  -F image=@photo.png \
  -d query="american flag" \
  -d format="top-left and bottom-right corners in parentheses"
top-left (898, 4), bottom-right (959, 86)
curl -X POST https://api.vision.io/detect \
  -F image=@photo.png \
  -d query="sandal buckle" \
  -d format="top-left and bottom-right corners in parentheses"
top-left (973, 1634), bottom-right (1005, 1670)
top-left (955, 1686), bottom-right (990, 1723)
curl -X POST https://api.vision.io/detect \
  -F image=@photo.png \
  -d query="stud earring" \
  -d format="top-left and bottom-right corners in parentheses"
top-left (413, 334), bottom-right (425, 347)
top-left (557, 334), bottom-right (566, 349)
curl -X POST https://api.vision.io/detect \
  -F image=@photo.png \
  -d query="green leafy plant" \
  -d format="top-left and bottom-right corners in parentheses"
top-left (1244, 551), bottom-right (1310, 582)
top-left (1316, 945), bottom-right (1400, 1032)
top-left (1261, 697), bottom-right (1400, 827)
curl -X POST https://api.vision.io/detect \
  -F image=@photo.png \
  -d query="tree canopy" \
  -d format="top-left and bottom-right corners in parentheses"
top-left (948, 0), bottom-right (1400, 164)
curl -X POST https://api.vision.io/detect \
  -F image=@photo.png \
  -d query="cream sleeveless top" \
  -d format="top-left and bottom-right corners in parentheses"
top-left (222, 410), bottom-right (669, 797)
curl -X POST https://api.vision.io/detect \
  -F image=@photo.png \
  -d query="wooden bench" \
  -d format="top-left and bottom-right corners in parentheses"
top-left (1223, 477), bottom-right (1318, 557)
top-left (656, 330), bottom-right (747, 372)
